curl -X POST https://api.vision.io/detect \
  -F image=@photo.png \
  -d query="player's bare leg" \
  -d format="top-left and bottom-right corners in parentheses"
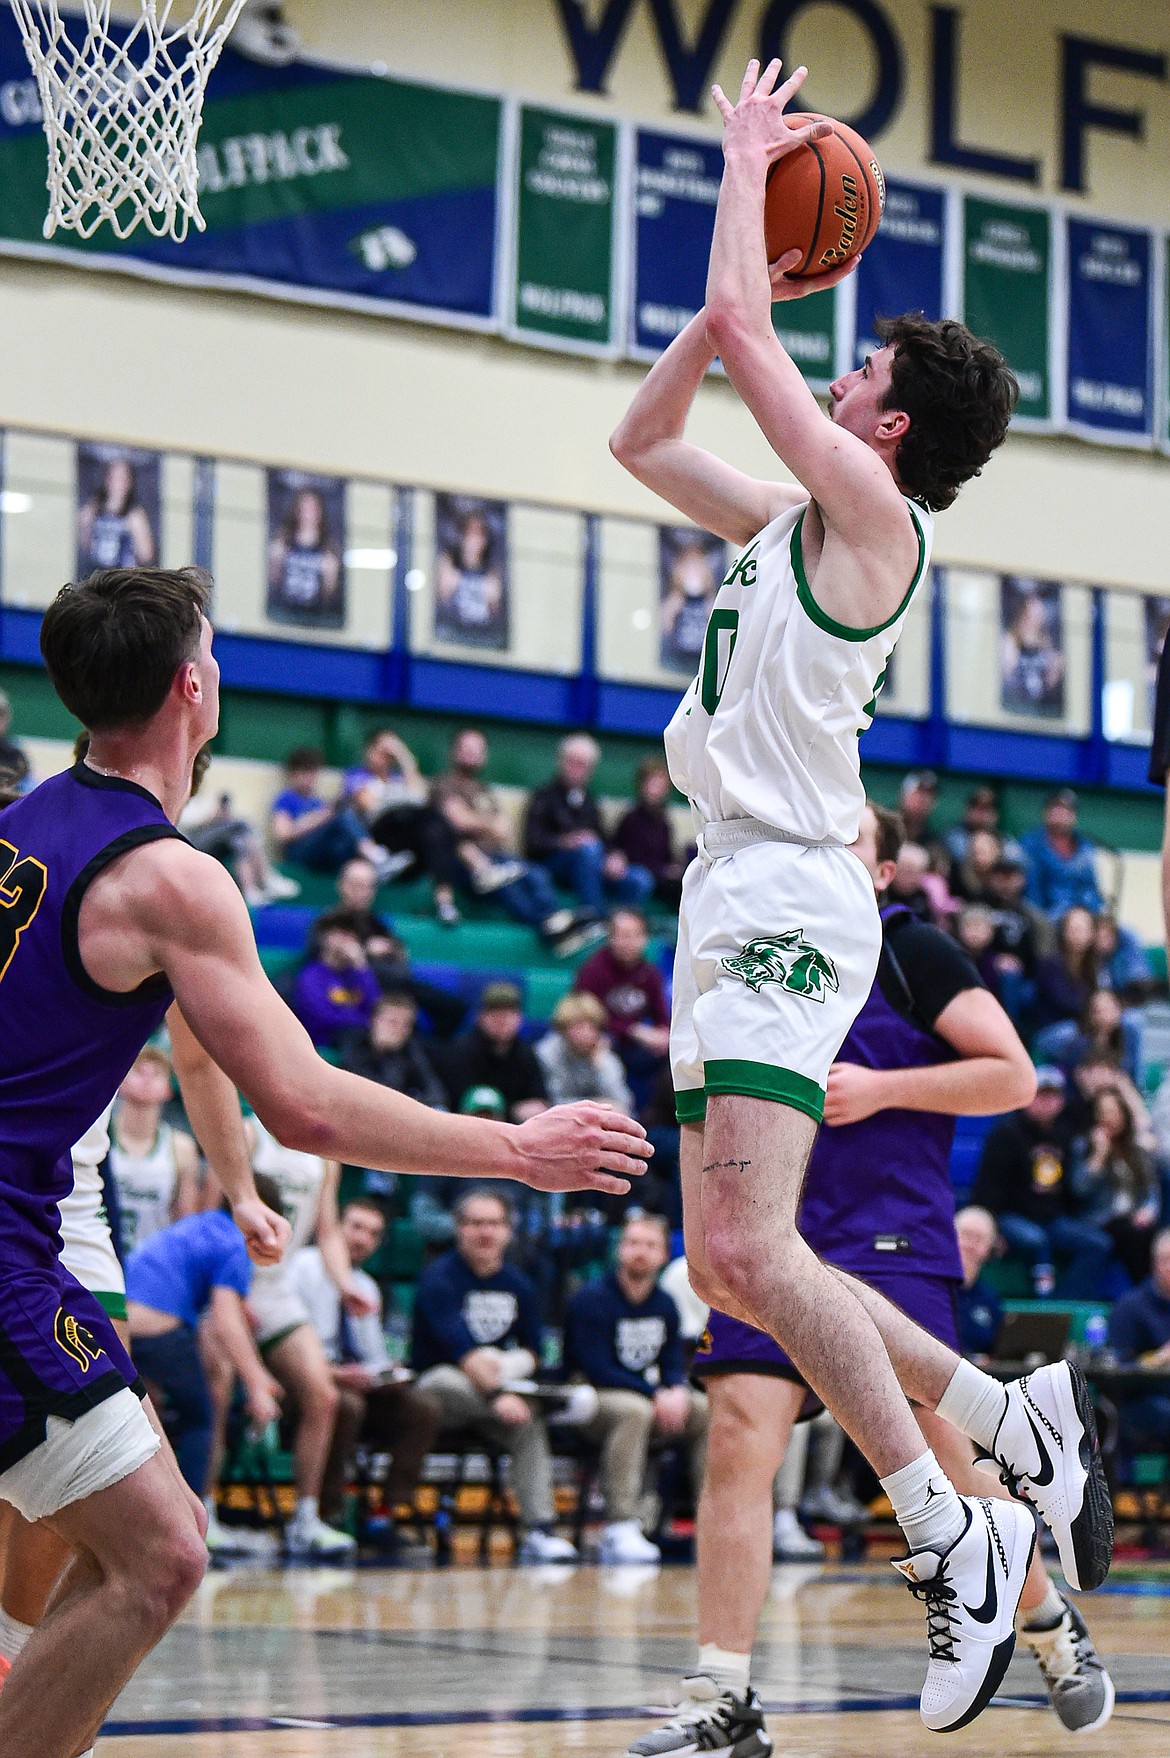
top-left (0, 1454), bottom-right (207, 1758)
top-left (265, 1325), bottom-right (355, 1557)
top-left (680, 1121), bottom-right (769, 1331)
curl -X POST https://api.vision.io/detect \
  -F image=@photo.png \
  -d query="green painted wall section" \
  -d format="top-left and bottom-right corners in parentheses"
top-left (3, 660), bottom-right (1164, 851)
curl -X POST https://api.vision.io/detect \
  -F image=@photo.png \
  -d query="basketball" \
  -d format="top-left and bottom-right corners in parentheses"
top-left (764, 114), bottom-right (885, 279)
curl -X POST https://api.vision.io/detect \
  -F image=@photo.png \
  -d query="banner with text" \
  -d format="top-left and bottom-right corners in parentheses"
top-left (773, 289), bottom-right (838, 390)
top-left (0, 13), bottom-right (503, 324)
top-left (962, 197), bottom-right (1051, 424)
top-left (630, 128), bottom-right (721, 357)
top-left (853, 181), bottom-right (945, 364)
top-left (510, 106), bottom-right (618, 352)
top-left (1066, 220), bottom-right (1153, 442)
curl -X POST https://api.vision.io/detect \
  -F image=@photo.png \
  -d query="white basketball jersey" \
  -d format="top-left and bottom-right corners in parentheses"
top-left (249, 1118), bottom-right (327, 1291)
top-left (110, 1119), bottom-right (181, 1253)
top-left (664, 497), bottom-right (933, 845)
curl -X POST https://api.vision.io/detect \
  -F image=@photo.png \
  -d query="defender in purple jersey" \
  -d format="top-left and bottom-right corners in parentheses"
top-left (632, 806), bottom-right (1112, 1758)
top-left (0, 567), bottom-right (651, 1758)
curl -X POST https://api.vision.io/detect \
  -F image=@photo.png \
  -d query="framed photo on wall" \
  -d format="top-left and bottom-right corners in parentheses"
top-left (76, 441), bottom-right (161, 578)
top-left (1144, 596), bottom-right (1170, 723)
top-left (1000, 576), bottom-right (1065, 719)
top-left (433, 492), bottom-right (509, 649)
top-left (266, 468), bottom-right (347, 630)
top-left (658, 526), bottom-right (725, 673)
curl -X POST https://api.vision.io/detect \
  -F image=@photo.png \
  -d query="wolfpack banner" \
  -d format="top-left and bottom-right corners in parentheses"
top-left (1065, 220), bottom-right (1154, 442)
top-left (0, 12), bottom-right (504, 325)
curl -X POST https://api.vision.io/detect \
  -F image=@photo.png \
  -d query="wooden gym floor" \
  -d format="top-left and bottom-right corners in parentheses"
top-left (97, 1551), bottom-right (1170, 1758)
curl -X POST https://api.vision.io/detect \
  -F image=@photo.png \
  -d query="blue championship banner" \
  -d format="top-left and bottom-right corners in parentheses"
top-left (630, 128), bottom-right (722, 359)
top-left (1065, 219), bottom-right (1154, 443)
top-left (852, 180), bottom-right (945, 364)
top-left (0, 12), bottom-right (504, 326)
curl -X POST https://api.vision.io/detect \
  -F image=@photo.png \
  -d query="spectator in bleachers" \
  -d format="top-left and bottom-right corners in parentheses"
top-left (985, 849), bottom-right (1049, 977)
top-left (971, 1067), bottom-right (1113, 1297)
top-left (885, 841), bottom-right (954, 926)
top-left (291, 915), bottom-right (381, 1048)
top-left (1070, 1085), bottom-right (1161, 1285)
top-left (524, 734), bottom-right (654, 919)
top-left (340, 991), bottom-right (448, 1108)
top-left (563, 1212), bottom-right (708, 1564)
top-left (1036, 986), bottom-right (1143, 1083)
top-left (1021, 788), bottom-right (1103, 918)
top-left (109, 1046), bottom-right (201, 1254)
top-left (126, 1180), bottom-right (284, 1553)
top-left (954, 1205), bottom-right (1003, 1363)
top-left (1063, 1047), bottom-right (1156, 1149)
top-left (575, 909), bottom-right (671, 1103)
top-left (289, 1198), bottom-right (442, 1550)
top-left (431, 729), bottom-right (598, 953)
top-left (436, 981), bottom-right (548, 1122)
top-left (898, 770), bottom-right (942, 856)
top-left (535, 992), bottom-right (634, 1113)
top-left (953, 906), bottom-right (1001, 997)
top-left (949, 828), bottom-right (1003, 905)
top-left (325, 858), bottom-right (466, 1036)
top-left (184, 786), bottom-right (300, 908)
top-left (1031, 905), bottom-right (1098, 1033)
top-left (944, 783), bottom-right (1023, 868)
top-left (0, 690), bottom-right (30, 797)
top-left (1105, 1226), bottom-right (1170, 1453)
top-left (345, 727), bottom-right (463, 924)
top-left (270, 746), bottom-right (396, 881)
top-left (1094, 912), bottom-right (1154, 1003)
top-left (411, 1187), bottom-right (577, 1563)
top-left (613, 757), bottom-right (686, 910)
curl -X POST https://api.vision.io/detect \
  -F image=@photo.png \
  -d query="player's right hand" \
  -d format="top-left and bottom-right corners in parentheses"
top-left (514, 1102), bottom-right (652, 1195)
top-left (233, 1196), bottom-right (292, 1266)
top-left (247, 1374), bottom-right (283, 1430)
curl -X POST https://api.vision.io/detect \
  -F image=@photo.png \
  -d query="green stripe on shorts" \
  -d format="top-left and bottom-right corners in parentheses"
top-left (94, 1290), bottom-right (129, 1322)
top-left (674, 1088), bottom-right (708, 1124)
top-left (703, 1060), bottom-right (825, 1123)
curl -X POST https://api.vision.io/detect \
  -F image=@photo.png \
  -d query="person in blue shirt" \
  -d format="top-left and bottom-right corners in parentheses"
top-left (410, 1186), bottom-right (575, 1563)
top-left (564, 1211), bottom-right (708, 1564)
top-left (126, 1182), bottom-right (283, 1546)
top-left (954, 1206), bottom-right (1004, 1363)
top-left (1106, 1226), bottom-right (1170, 1452)
top-left (269, 746), bottom-right (396, 880)
top-left (1020, 790), bottom-right (1103, 919)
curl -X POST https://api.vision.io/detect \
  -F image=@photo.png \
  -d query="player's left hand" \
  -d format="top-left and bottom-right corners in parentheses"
top-left (233, 1196), bottom-right (292, 1266)
top-left (711, 58), bottom-right (831, 165)
top-left (768, 246), bottom-right (862, 303)
top-left (823, 1060), bottom-right (886, 1126)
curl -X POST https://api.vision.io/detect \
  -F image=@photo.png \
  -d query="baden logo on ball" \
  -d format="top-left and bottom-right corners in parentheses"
top-left (764, 114), bottom-right (885, 279)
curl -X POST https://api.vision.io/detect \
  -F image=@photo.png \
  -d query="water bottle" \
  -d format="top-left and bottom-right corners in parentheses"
top-left (1082, 1312), bottom-right (1110, 1369)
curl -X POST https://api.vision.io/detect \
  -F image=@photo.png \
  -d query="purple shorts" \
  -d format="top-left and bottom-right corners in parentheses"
top-left (0, 1262), bottom-right (141, 1473)
top-left (692, 1269), bottom-right (960, 1419)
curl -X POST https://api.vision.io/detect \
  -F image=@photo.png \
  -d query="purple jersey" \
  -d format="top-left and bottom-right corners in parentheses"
top-left (0, 763), bottom-right (182, 1470)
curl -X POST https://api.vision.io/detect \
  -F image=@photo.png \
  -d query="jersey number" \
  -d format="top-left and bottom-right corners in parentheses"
top-left (700, 609), bottom-right (739, 714)
top-left (0, 839), bottom-right (48, 984)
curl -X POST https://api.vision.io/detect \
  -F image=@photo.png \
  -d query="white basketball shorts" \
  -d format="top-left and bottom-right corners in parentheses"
top-left (670, 825), bottom-right (881, 1126)
top-left (58, 1181), bottom-right (127, 1321)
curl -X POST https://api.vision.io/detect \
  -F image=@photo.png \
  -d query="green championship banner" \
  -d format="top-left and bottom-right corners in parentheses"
top-left (509, 106), bottom-right (619, 353)
top-left (773, 288), bottom-right (837, 391)
top-left (962, 197), bottom-right (1052, 424)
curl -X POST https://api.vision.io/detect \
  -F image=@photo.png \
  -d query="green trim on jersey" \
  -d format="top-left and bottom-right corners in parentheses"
top-left (674, 1088), bottom-right (708, 1125)
top-left (703, 1060), bottom-right (825, 1122)
top-left (94, 1290), bottom-right (128, 1322)
top-left (791, 503), bottom-right (927, 642)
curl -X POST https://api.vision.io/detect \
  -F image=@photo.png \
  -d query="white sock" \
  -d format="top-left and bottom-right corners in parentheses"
top-left (0, 1606), bottom-right (32, 1664)
top-left (1020, 1581), bottom-right (1065, 1632)
top-left (696, 1643), bottom-right (750, 1697)
top-left (293, 1495), bottom-right (319, 1528)
top-left (203, 1495), bottom-right (219, 1522)
top-left (935, 1358), bottom-right (1008, 1452)
top-left (881, 1449), bottom-right (966, 1556)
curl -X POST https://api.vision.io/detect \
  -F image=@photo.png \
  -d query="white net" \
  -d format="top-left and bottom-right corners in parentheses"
top-left (9, 0), bottom-right (251, 241)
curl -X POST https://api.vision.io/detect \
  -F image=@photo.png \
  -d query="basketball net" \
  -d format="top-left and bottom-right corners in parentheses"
top-left (9, 0), bottom-right (251, 241)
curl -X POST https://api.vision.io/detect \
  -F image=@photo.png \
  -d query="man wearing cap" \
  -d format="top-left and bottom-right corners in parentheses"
top-left (436, 983), bottom-right (548, 1123)
top-left (410, 1185), bottom-right (574, 1562)
top-left (1020, 791), bottom-right (1103, 920)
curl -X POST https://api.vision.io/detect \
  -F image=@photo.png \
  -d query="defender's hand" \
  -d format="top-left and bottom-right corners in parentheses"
top-left (711, 58), bottom-right (831, 164)
top-left (768, 246), bottom-right (862, 302)
top-left (515, 1102), bottom-right (652, 1195)
top-left (233, 1197), bottom-right (292, 1266)
top-left (823, 1061), bottom-right (886, 1127)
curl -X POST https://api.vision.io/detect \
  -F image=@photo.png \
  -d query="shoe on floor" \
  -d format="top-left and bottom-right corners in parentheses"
top-left (599, 1520), bottom-right (661, 1564)
top-left (893, 1494), bottom-right (1034, 1733)
top-left (798, 1484), bottom-right (868, 1526)
top-left (551, 914), bottom-right (607, 958)
top-left (773, 1508), bottom-right (825, 1562)
top-left (370, 849), bottom-right (415, 884)
top-left (626, 1676), bottom-right (773, 1756)
top-left (283, 1516), bottom-right (357, 1559)
top-left (1022, 1591), bottom-right (1115, 1733)
top-left (262, 871), bottom-right (301, 901)
top-left (517, 1528), bottom-right (578, 1564)
top-left (205, 1510), bottom-right (278, 1557)
top-left (472, 858), bottom-right (526, 895)
top-left (989, 1361), bottom-right (1113, 1592)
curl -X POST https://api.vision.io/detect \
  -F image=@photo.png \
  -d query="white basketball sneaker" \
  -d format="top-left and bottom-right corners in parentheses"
top-left (893, 1494), bottom-right (1035, 1732)
top-left (987, 1362), bottom-right (1113, 1591)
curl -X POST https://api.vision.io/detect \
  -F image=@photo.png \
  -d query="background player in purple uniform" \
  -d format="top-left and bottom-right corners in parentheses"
top-left (631, 805), bottom-right (1112, 1758)
top-left (0, 565), bottom-right (651, 1758)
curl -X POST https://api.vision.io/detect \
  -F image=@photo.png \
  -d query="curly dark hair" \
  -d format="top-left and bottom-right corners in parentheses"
top-left (875, 314), bottom-right (1018, 512)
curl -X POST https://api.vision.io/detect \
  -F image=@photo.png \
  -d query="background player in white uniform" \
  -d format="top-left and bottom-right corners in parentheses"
top-left (611, 57), bottom-right (1110, 1732)
top-left (109, 1047), bottom-right (201, 1252)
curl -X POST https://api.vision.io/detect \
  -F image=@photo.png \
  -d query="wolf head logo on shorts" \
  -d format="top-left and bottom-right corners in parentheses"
top-left (722, 931), bottom-right (839, 1001)
top-left (53, 1307), bottom-right (105, 1373)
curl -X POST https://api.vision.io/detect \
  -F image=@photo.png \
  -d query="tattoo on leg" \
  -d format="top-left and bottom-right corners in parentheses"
top-left (702, 1158), bottom-right (752, 1174)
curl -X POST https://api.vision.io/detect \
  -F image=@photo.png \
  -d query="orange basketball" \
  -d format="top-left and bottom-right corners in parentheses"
top-left (763, 114), bottom-right (885, 280)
